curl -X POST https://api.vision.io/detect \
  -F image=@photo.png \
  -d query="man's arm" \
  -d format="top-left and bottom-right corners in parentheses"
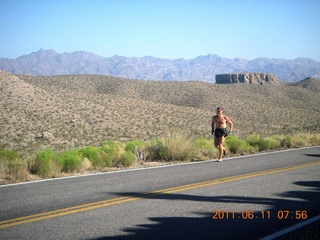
top-left (211, 117), bottom-right (215, 134)
top-left (226, 116), bottom-right (233, 131)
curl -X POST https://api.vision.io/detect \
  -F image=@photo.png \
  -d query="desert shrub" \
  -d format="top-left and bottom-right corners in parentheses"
top-left (273, 133), bottom-right (320, 148)
top-left (269, 135), bottom-right (285, 148)
top-left (59, 149), bottom-right (83, 173)
top-left (8, 159), bottom-right (28, 182)
top-left (256, 139), bottom-right (271, 151)
top-left (99, 150), bottom-right (111, 167)
top-left (146, 139), bottom-right (166, 161)
top-left (148, 133), bottom-right (194, 161)
top-left (32, 148), bottom-right (63, 178)
top-left (0, 150), bottom-right (17, 177)
top-left (78, 157), bottom-right (92, 172)
top-left (193, 137), bottom-right (217, 160)
top-left (280, 135), bottom-right (294, 148)
top-left (265, 137), bottom-right (281, 150)
top-left (245, 134), bottom-right (261, 145)
top-left (125, 140), bottom-right (145, 152)
top-left (291, 134), bottom-right (307, 147)
top-left (119, 151), bottom-right (136, 167)
top-left (101, 141), bottom-right (124, 166)
top-left (225, 136), bottom-right (256, 155)
top-left (245, 134), bottom-right (270, 151)
top-left (125, 140), bottom-right (147, 162)
top-left (309, 134), bottom-right (320, 145)
top-left (81, 146), bottom-right (105, 169)
top-left (0, 149), bottom-right (20, 161)
top-left (0, 161), bottom-right (8, 177)
top-left (278, 134), bottom-right (308, 148)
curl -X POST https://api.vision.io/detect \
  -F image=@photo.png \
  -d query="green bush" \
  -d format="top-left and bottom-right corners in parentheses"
top-left (0, 149), bottom-right (20, 161)
top-left (225, 136), bottom-right (256, 155)
top-left (32, 148), bottom-right (63, 178)
top-left (256, 139), bottom-right (271, 151)
top-left (59, 149), bottom-right (83, 172)
top-left (193, 137), bottom-right (217, 160)
top-left (292, 134), bottom-right (306, 147)
top-left (280, 136), bottom-right (294, 148)
top-left (125, 140), bottom-right (145, 152)
top-left (81, 146), bottom-right (105, 169)
top-left (125, 140), bottom-right (147, 161)
top-left (272, 133), bottom-right (320, 149)
top-left (120, 151), bottom-right (136, 167)
top-left (245, 134), bottom-right (270, 151)
top-left (265, 137), bottom-right (281, 150)
top-left (147, 139), bottom-right (166, 161)
top-left (0, 150), bottom-right (29, 182)
top-left (309, 134), bottom-right (320, 145)
top-left (101, 141), bottom-right (124, 166)
top-left (245, 134), bottom-right (261, 145)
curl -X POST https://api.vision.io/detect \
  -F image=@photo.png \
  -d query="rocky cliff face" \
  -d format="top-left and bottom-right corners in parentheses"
top-left (215, 73), bottom-right (283, 85)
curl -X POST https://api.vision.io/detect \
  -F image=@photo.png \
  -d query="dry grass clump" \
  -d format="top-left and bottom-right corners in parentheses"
top-left (0, 142), bottom-right (31, 183)
top-left (147, 132), bottom-right (195, 161)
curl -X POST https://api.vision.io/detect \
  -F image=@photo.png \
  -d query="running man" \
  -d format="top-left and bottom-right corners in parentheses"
top-left (212, 107), bottom-right (233, 161)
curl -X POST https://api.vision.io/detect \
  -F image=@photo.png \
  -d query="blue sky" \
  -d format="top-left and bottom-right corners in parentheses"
top-left (1, 0), bottom-right (319, 61)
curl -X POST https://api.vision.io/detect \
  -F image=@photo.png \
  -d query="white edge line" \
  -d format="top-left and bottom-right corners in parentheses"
top-left (260, 214), bottom-right (320, 240)
top-left (1, 146), bottom-right (318, 188)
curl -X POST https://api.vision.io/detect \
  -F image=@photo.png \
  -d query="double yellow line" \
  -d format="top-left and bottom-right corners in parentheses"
top-left (1, 160), bottom-right (320, 229)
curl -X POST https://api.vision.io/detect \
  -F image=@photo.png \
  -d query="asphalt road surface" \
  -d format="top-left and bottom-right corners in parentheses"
top-left (1, 147), bottom-right (319, 240)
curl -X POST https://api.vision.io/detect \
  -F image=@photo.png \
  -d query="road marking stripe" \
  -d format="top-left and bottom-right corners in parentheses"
top-left (1, 160), bottom-right (319, 229)
top-left (260, 214), bottom-right (320, 240)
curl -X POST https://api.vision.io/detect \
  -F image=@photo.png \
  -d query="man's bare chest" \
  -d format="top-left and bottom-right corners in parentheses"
top-left (215, 116), bottom-right (226, 124)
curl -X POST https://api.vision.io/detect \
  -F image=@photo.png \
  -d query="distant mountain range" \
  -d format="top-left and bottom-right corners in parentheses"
top-left (1, 49), bottom-right (320, 82)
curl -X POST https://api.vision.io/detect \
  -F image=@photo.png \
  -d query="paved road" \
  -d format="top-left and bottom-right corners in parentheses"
top-left (1, 147), bottom-right (319, 240)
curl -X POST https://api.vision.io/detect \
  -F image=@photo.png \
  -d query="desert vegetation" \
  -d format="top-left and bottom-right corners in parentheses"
top-left (0, 71), bottom-right (319, 184)
top-left (1, 132), bottom-right (320, 184)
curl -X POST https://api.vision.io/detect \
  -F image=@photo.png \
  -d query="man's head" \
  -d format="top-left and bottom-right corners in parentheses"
top-left (216, 107), bottom-right (224, 115)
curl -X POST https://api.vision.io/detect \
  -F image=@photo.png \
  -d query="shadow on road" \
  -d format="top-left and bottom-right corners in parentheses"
top-left (88, 181), bottom-right (320, 240)
top-left (304, 154), bottom-right (320, 158)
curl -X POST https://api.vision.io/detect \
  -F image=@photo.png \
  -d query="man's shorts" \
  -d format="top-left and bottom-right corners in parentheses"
top-left (214, 128), bottom-right (227, 138)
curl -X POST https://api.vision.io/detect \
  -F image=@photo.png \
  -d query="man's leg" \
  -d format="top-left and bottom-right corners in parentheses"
top-left (217, 137), bottom-right (225, 160)
top-left (214, 137), bottom-right (220, 159)
top-left (215, 137), bottom-right (225, 161)
top-left (218, 142), bottom-right (223, 159)
top-left (214, 137), bottom-right (218, 149)
top-left (220, 136), bottom-right (226, 158)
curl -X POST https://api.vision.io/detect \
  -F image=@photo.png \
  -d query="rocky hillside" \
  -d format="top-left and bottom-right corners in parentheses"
top-left (288, 77), bottom-right (320, 92)
top-left (1, 71), bottom-right (319, 154)
top-left (1, 49), bottom-right (320, 82)
top-left (215, 73), bottom-right (283, 85)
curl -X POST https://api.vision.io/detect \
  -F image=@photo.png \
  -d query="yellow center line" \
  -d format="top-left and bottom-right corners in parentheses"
top-left (1, 160), bottom-right (319, 229)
